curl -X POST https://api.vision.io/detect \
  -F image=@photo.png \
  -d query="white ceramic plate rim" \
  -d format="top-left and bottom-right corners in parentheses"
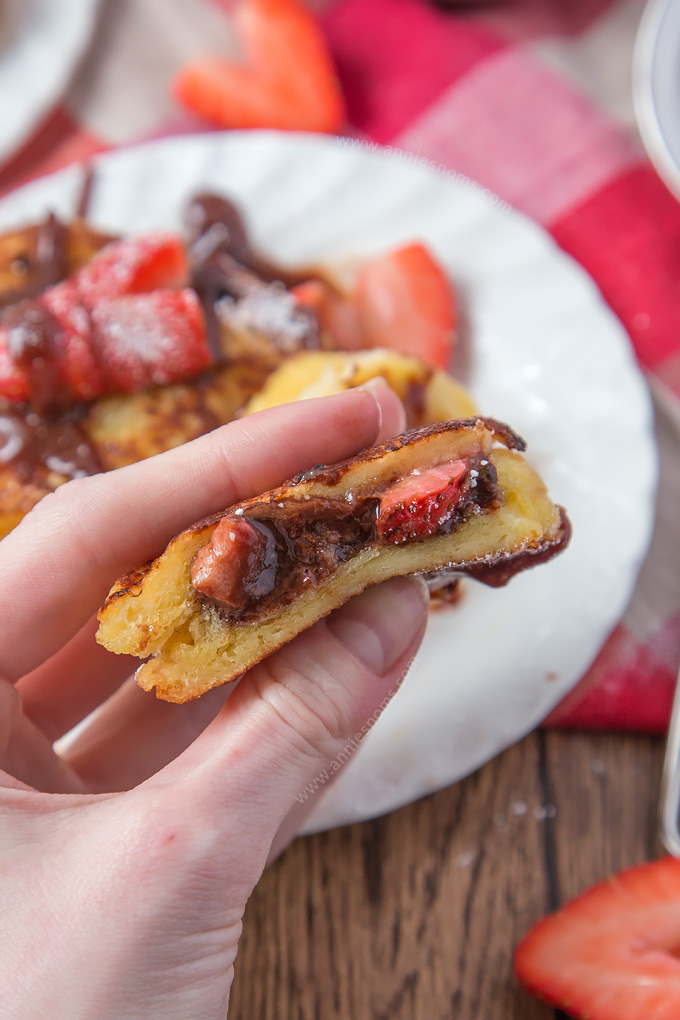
top-left (0, 0), bottom-right (100, 166)
top-left (0, 131), bottom-right (657, 831)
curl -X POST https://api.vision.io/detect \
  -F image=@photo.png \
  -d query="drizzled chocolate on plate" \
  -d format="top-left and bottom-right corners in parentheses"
top-left (0, 189), bottom-right (320, 492)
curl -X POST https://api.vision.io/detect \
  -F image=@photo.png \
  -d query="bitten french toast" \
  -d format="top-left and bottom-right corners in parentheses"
top-left (97, 418), bottom-right (570, 703)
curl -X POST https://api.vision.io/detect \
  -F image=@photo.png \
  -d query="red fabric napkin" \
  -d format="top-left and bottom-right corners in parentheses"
top-left (2, 0), bottom-right (677, 732)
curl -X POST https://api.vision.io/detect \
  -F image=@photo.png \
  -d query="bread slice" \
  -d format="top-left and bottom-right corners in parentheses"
top-left (97, 418), bottom-right (569, 703)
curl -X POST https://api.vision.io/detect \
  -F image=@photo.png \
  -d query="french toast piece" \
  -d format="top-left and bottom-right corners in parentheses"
top-left (81, 361), bottom-right (270, 469)
top-left (97, 418), bottom-right (569, 703)
top-left (0, 362), bottom-right (270, 538)
top-left (0, 216), bottom-right (115, 303)
top-left (243, 349), bottom-right (476, 426)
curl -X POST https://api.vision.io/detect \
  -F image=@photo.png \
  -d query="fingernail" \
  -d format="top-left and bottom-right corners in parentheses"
top-left (359, 377), bottom-right (407, 441)
top-left (326, 576), bottom-right (428, 675)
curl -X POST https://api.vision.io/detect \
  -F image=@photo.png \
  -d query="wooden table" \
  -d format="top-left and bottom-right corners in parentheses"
top-left (230, 729), bottom-right (664, 1019)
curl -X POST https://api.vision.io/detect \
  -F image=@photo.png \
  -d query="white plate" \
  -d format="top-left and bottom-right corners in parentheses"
top-left (0, 132), bottom-right (656, 831)
top-left (634, 0), bottom-right (680, 198)
top-left (0, 0), bottom-right (100, 166)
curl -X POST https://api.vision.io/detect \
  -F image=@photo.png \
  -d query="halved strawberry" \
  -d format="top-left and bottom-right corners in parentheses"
top-left (353, 243), bottom-right (456, 370)
top-left (173, 0), bottom-right (345, 133)
top-left (91, 289), bottom-right (211, 393)
top-left (515, 856), bottom-right (680, 1019)
top-left (75, 234), bottom-right (188, 308)
top-left (377, 459), bottom-right (467, 544)
top-left (290, 280), bottom-right (327, 313)
top-left (291, 279), bottom-right (364, 349)
top-left (41, 281), bottom-right (103, 403)
top-left (0, 326), bottom-right (30, 402)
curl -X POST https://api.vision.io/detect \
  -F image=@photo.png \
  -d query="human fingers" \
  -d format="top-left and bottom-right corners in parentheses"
top-left (0, 678), bottom-right (86, 793)
top-left (145, 577), bottom-right (428, 857)
top-left (62, 678), bottom-right (232, 792)
top-left (17, 616), bottom-right (137, 742)
top-left (0, 383), bottom-right (403, 683)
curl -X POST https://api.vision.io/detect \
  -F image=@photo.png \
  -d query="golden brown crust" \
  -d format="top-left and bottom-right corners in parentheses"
top-left (291, 417), bottom-right (525, 487)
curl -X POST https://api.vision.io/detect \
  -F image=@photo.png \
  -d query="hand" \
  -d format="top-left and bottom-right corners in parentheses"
top-left (0, 383), bottom-right (428, 1020)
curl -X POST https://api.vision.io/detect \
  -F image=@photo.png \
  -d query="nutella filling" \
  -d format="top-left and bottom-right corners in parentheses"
top-left (0, 403), bottom-right (101, 483)
top-left (191, 456), bottom-right (501, 621)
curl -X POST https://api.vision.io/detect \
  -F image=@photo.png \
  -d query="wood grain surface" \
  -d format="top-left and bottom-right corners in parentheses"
top-left (229, 730), bottom-right (664, 1020)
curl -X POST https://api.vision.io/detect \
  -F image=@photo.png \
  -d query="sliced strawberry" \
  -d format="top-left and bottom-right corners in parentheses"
top-left (291, 279), bottom-right (364, 349)
top-left (0, 327), bottom-right (29, 402)
top-left (191, 516), bottom-right (270, 609)
top-left (290, 280), bottom-right (327, 312)
top-left (0, 292), bottom-right (98, 408)
top-left (90, 289), bottom-right (211, 393)
top-left (173, 0), bottom-right (345, 133)
top-left (75, 234), bottom-right (188, 308)
top-left (515, 856), bottom-right (680, 1020)
top-left (41, 281), bottom-right (103, 403)
top-left (377, 459), bottom-right (467, 544)
top-left (354, 243), bottom-right (456, 370)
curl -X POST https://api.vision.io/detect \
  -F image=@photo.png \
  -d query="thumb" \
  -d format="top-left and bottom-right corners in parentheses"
top-left (153, 577), bottom-right (428, 848)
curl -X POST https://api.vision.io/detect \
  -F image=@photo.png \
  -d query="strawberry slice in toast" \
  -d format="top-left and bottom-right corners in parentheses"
top-left (97, 417), bottom-right (569, 703)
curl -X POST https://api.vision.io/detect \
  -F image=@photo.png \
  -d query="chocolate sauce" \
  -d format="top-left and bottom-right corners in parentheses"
top-left (403, 375), bottom-right (432, 427)
top-left (2, 299), bottom-right (68, 412)
top-left (35, 213), bottom-right (68, 287)
top-left (463, 508), bottom-right (572, 588)
top-left (193, 459), bottom-right (503, 621)
top-left (426, 576), bottom-right (464, 607)
top-left (185, 194), bottom-right (255, 272)
top-left (184, 193), bottom-right (311, 288)
top-left (195, 497), bottom-right (378, 622)
top-left (76, 164), bottom-right (96, 220)
top-left (186, 193), bottom-right (321, 363)
top-left (0, 404), bottom-right (101, 484)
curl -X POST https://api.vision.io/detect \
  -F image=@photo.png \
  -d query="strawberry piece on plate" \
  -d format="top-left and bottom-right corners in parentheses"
top-left (354, 243), bottom-right (456, 370)
top-left (91, 289), bottom-right (211, 393)
top-left (291, 279), bottom-right (364, 350)
top-left (0, 324), bottom-right (30, 402)
top-left (0, 287), bottom-right (101, 408)
top-left (75, 234), bottom-right (188, 307)
top-left (377, 458), bottom-right (467, 544)
top-left (174, 0), bottom-right (345, 133)
top-left (42, 281), bottom-right (103, 403)
top-left (515, 856), bottom-right (680, 1020)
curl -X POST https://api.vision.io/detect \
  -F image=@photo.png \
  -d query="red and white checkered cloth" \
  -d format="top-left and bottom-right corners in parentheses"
top-left (4, 0), bottom-right (678, 732)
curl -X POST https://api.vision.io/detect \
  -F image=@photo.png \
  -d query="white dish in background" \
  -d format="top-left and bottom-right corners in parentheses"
top-left (634, 0), bottom-right (680, 198)
top-left (0, 0), bottom-right (100, 166)
top-left (0, 131), bottom-right (657, 831)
